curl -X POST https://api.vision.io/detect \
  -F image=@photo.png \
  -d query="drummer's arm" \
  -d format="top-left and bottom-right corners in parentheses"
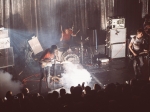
top-left (71, 33), bottom-right (76, 37)
top-left (60, 33), bottom-right (63, 41)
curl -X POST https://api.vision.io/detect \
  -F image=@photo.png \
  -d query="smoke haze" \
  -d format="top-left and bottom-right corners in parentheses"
top-left (61, 62), bottom-right (92, 88)
top-left (0, 70), bottom-right (22, 98)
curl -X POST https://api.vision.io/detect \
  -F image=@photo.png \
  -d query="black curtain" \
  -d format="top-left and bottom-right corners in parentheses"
top-left (0, 0), bottom-right (148, 48)
top-left (149, 0), bottom-right (150, 14)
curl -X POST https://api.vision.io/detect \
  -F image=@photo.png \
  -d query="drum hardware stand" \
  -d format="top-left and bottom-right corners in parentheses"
top-left (80, 36), bottom-right (84, 64)
top-left (50, 59), bottom-right (62, 91)
top-left (81, 41), bottom-right (84, 64)
top-left (88, 37), bottom-right (94, 65)
top-left (51, 59), bottom-right (56, 90)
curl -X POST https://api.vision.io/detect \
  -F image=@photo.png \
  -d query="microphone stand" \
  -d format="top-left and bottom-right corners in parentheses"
top-left (80, 36), bottom-right (84, 64)
top-left (53, 59), bottom-right (56, 90)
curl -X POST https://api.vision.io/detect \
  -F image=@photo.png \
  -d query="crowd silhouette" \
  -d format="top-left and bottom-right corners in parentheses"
top-left (0, 79), bottom-right (150, 112)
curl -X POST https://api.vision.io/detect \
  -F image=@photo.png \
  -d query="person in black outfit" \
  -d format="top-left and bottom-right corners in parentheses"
top-left (39, 45), bottom-right (58, 93)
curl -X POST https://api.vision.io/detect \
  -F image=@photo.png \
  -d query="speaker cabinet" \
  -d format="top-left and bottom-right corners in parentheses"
top-left (0, 29), bottom-right (8, 38)
top-left (109, 28), bottom-right (126, 44)
top-left (0, 47), bottom-right (14, 68)
top-left (0, 37), bottom-right (10, 49)
top-left (110, 43), bottom-right (126, 58)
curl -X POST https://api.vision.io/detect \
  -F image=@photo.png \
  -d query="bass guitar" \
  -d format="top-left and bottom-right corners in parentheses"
top-left (129, 50), bottom-right (148, 60)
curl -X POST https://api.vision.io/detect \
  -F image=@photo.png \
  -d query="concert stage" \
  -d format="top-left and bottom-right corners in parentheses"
top-left (22, 57), bottom-right (149, 94)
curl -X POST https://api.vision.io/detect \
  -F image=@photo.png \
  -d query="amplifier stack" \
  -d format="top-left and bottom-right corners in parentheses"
top-left (0, 27), bottom-right (14, 68)
top-left (105, 17), bottom-right (126, 58)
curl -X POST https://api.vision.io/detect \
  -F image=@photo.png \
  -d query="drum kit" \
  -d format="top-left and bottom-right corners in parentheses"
top-left (57, 39), bottom-right (89, 64)
top-left (47, 38), bottom-right (92, 90)
top-left (49, 39), bottom-right (90, 85)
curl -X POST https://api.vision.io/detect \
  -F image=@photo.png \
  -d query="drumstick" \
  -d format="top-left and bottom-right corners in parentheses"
top-left (72, 22), bottom-right (74, 31)
top-left (75, 30), bottom-right (80, 35)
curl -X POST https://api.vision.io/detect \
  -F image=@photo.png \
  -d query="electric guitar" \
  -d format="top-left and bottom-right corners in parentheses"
top-left (40, 58), bottom-right (52, 68)
top-left (129, 50), bottom-right (148, 60)
top-left (40, 58), bottom-right (62, 68)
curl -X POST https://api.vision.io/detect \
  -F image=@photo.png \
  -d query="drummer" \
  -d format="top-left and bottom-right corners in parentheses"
top-left (58, 28), bottom-right (76, 61)
top-left (60, 28), bottom-right (76, 46)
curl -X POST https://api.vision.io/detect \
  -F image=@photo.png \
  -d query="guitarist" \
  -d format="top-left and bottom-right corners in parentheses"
top-left (129, 29), bottom-right (148, 79)
top-left (39, 45), bottom-right (58, 93)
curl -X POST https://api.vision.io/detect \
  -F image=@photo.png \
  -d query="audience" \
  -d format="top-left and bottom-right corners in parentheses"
top-left (1, 79), bottom-right (150, 112)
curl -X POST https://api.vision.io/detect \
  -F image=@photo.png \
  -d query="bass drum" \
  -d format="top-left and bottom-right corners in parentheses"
top-left (61, 51), bottom-right (80, 64)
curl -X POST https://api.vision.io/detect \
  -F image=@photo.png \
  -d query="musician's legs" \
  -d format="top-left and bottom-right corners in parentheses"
top-left (133, 56), bottom-right (144, 79)
top-left (39, 67), bottom-right (44, 94)
top-left (137, 56), bottom-right (144, 75)
top-left (133, 59), bottom-right (138, 77)
top-left (47, 66), bottom-right (51, 89)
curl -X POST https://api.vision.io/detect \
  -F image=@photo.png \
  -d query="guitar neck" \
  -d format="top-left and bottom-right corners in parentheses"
top-left (135, 51), bottom-right (148, 56)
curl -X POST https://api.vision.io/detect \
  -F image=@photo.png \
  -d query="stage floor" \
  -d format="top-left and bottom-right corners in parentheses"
top-left (23, 57), bottom-right (150, 94)
top-left (89, 58), bottom-right (149, 84)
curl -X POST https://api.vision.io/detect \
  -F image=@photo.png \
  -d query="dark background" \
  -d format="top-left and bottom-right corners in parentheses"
top-left (0, 0), bottom-right (149, 46)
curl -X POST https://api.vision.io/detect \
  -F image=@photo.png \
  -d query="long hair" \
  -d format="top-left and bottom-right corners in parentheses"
top-left (40, 45), bottom-right (57, 60)
top-left (50, 45), bottom-right (57, 53)
top-left (137, 28), bottom-right (144, 34)
top-left (39, 48), bottom-right (51, 60)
